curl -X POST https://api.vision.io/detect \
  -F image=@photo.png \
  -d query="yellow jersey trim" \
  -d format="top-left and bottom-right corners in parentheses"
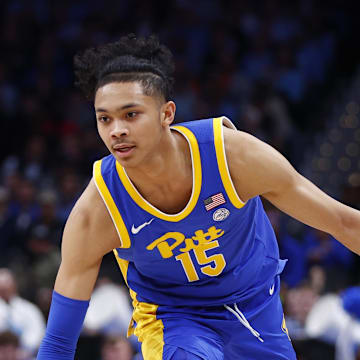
top-left (282, 313), bottom-right (291, 341)
top-left (113, 254), bottom-right (165, 356)
top-left (93, 160), bottom-right (131, 248)
top-left (113, 250), bottom-right (136, 338)
top-left (115, 126), bottom-right (202, 222)
top-left (113, 249), bottom-right (129, 286)
top-left (129, 290), bottom-right (164, 359)
top-left (213, 117), bottom-right (245, 209)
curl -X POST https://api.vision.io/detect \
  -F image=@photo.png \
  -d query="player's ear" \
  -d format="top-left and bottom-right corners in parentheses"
top-left (161, 101), bottom-right (176, 127)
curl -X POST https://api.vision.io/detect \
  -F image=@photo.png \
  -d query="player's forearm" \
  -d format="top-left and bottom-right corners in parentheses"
top-left (332, 204), bottom-right (360, 255)
top-left (265, 176), bottom-right (360, 255)
top-left (36, 291), bottom-right (89, 360)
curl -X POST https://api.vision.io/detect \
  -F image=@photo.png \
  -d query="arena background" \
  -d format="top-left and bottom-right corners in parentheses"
top-left (0, 1), bottom-right (360, 359)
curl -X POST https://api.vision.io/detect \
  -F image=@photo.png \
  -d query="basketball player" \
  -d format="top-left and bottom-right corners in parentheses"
top-left (36, 34), bottom-right (360, 360)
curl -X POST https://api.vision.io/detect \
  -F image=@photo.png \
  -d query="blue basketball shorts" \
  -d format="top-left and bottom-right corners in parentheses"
top-left (132, 275), bottom-right (296, 360)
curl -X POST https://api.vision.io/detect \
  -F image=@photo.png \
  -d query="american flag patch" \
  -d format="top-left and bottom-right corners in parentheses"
top-left (204, 193), bottom-right (226, 211)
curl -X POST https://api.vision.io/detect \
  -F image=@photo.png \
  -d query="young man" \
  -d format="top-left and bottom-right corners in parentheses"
top-left (37, 34), bottom-right (360, 360)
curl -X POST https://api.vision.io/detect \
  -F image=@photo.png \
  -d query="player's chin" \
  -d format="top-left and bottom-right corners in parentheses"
top-left (113, 149), bottom-right (140, 167)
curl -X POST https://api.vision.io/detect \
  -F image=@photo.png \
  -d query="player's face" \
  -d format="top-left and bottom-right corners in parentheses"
top-left (94, 82), bottom-right (174, 168)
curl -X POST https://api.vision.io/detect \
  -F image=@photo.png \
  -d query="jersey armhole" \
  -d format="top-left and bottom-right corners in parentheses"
top-left (213, 116), bottom-right (246, 208)
top-left (93, 160), bottom-right (131, 248)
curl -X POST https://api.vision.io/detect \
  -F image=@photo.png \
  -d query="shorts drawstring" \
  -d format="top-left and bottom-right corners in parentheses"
top-left (224, 303), bottom-right (264, 343)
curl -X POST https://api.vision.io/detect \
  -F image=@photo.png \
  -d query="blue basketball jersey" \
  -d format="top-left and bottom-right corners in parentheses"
top-left (93, 117), bottom-right (285, 307)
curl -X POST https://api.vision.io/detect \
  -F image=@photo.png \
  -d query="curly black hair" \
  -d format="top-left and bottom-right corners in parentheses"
top-left (73, 34), bottom-right (175, 101)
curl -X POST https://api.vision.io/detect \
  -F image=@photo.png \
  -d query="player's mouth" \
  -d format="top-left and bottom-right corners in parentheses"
top-left (113, 144), bottom-right (136, 158)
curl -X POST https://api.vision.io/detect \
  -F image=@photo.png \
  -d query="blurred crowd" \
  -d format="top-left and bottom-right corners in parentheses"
top-left (0, 0), bottom-right (359, 359)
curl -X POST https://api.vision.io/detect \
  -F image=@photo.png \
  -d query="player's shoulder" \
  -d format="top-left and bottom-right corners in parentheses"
top-left (71, 178), bottom-right (103, 217)
top-left (223, 124), bottom-right (256, 144)
top-left (222, 124), bottom-right (281, 198)
top-left (223, 124), bottom-right (274, 164)
top-left (222, 125), bottom-right (258, 164)
top-left (65, 179), bottom-right (119, 254)
top-left (64, 179), bottom-right (102, 239)
top-left (70, 178), bottom-right (114, 231)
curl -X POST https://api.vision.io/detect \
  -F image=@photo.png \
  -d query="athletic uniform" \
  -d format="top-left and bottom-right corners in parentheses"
top-left (93, 117), bottom-right (296, 360)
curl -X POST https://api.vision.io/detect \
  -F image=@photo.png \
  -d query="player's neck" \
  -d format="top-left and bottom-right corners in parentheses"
top-left (124, 128), bottom-right (192, 192)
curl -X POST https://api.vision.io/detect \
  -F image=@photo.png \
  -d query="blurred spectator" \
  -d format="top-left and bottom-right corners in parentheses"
top-left (8, 179), bottom-right (40, 251)
top-left (26, 190), bottom-right (62, 263)
top-left (269, 5), bottom-right (301, 44)
top-left (100, 335), bottom-right (135, 360)
top-left (241, 32), bottom-right (273, 81)
top-left (84, 277), bottom-right (133, 336)
top-left (279, 233), bottom-right (307, 289)
top-left (56, 172), bottom-right (83, 223)
top-left (308, 266), bottom-right (327, 295)
top-left (0, 187), bottom-right (15, 265)
top-left (305, 287), bottom-right (360, 360)
top-left (305, 294), bottom-right (344, 344)
top-left (296, 16), bottom-right (335, 86)
top-left (284, 283), bottom-right (319, 340)
top-left (172, 62), bottom-right (196, 123)
top-left (274, 44), bottom-right (306, 104)
top-left (250, 81), bottom-right (295, 152)
top-left (0, 331), bottom-right (23, 360)
top-left (337, 287), bottom-right (360, 360)
top-left (0, 268), bottom-right (45, 356)
top-left (22, 136), bottom-right (47, 183)
top-left (34, 287), bottom-right (52, 321)
top-left (83, 275), bottom-right (141, 356)
top-left (305, 229), bottom-right (352, 267)
top-left (266, 205), bottom-right (307, 288)
top-left (304, 229), bottom-right (354, 292)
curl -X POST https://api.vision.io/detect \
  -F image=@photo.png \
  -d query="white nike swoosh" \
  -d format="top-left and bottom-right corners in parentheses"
top-left (269, 284), bottom-right (275, 296)
top-left (131, 218), bottom-right (154, 234)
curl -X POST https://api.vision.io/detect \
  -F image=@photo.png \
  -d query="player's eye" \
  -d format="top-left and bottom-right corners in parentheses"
top-left (126, 112), bottom-right (137, 118)
top-left (98, 116), bottom-right (109, 123)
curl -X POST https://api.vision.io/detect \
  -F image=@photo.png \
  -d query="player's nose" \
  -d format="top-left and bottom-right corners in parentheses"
top-left (110, 119), bottom-right (129, 138)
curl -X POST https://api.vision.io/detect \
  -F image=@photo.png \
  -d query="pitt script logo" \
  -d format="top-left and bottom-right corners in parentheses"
top-left (146, 226), bottom-right (226, 282)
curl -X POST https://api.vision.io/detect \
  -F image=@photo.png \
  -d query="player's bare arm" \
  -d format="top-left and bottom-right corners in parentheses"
top-left (224, 126), bottom-right (360, 255)
top-left (54, 179), bottom-right (120, 300)
top-left (37, 179), bottom-right (120, 359)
